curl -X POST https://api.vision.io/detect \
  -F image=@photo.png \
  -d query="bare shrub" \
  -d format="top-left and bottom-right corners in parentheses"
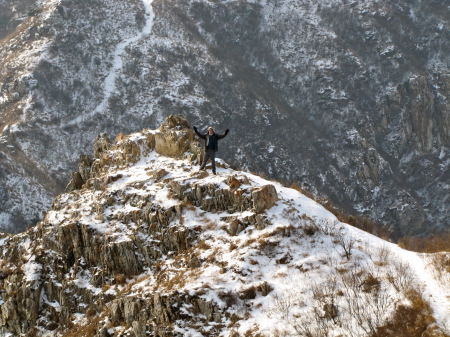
top-left (362, 273), bottom-right (380, 293)
top-left (386, 261), bottom-right (414, 292)
top-left (335, 234), bottom-right (355, 260)
top-left (311, 278), bottom-right (338, 306)
top-left (341, 282), bottom-right (393, 336)
top-left (303, 223), bottom-right (319, 236)
top-left (264, 294), bottom-right (295, 320)
top-left (368, 289), bottom-right (444, 337)
top-left (375, 244), bottom-right (392, 266)
top-left (317, 219), bottom-right (342, 237)
top-left (428, 252), bottom-right (450, 279)
top-left (292, 310), bottom-right (332, 337)
top-left (335, 262), bottom-right (397, 336)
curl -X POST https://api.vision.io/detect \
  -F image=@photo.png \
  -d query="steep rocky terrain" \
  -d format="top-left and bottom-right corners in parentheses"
top-left (0, 116), bottom-right (449, 336)
top-left (0, 0), bottom-right (449, 235)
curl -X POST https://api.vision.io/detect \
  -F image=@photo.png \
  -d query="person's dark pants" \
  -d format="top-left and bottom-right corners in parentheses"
top-left (200, 149), bottom-right (216, 173)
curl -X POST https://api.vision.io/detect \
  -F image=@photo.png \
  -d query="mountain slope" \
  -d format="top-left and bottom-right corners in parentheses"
top-left (0, 0), bottom-right (449, 234)
top-left (0, 116), bottom-right (449, 336)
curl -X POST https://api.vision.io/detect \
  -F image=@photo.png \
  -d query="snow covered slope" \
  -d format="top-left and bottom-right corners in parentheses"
top-left (0, 116), bottom-right (449, 336)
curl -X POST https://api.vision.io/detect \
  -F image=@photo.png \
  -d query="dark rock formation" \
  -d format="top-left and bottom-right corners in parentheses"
top-left (0, 0), bottom-right (449, 235)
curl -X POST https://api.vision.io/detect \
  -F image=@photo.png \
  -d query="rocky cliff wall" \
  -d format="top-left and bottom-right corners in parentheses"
top-left (0, 0), bottom-right (449, 235)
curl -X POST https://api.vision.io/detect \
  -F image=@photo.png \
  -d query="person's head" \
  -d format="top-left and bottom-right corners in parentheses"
top-left (208, 126), bottom-right (214, 134)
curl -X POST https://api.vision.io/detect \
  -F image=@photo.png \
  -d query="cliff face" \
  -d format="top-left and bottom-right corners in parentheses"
top-left (0, 0), bottom-right (449, 234)
top-left (0, 116), bottom-right (449, 336)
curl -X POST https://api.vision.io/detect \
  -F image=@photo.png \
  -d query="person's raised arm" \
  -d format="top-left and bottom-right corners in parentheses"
top-left (217, 128), bottom-right (229, 140)
top-left (193, 126), bottom-right (206, 139)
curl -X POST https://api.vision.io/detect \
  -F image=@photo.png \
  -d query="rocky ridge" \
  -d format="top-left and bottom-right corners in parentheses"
top-left (0, 116), bottom-right (449, 336)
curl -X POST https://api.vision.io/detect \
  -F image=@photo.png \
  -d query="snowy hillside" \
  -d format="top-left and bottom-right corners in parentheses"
top-left (0, 0), bottom-right (449, 235)
top-left (0, 116), bottom-right (449, 336)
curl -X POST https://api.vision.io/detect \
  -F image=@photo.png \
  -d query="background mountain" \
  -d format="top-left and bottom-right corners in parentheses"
top-left (0, 0), bottom-right (449, 235)
top-left (1, 117), bottom-right (449, 336)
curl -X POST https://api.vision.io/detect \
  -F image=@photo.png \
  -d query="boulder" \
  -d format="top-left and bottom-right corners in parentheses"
top-left (158, 114), bottom-right (191, 132)
top-left (154, 115), bottom-right (195, 157)
top-left (252, 184), bottom-right (278, 213)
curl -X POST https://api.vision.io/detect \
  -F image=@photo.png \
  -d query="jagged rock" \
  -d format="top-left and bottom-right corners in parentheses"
top-left (145, 132), bottom-right (156, 150)
top-left (93, 133), bottom-right (112, 159)
top-left (78, 155), bottom-right (94, 181)
top-left (1, 125), bottom-right (10, 137)
top-left (147, 169), bottom-right (168, 181)
top-left (227, 219), bottom-right (246, 236)
top-left (252, 185), bottom-right (278, 213)
top-left (120, 138), bottom-right (141, 165)
top-left (227, 174), bottom-right (249, 189)
top-left (131, 321), bottom-right (146, 337)
top-left (158, 114), bottom-right (192, 132)
top-left (154, 115), bottom-right (195, 158)
top-left (65, 171), bottom-right (84, 192)
top-left (1, 122), bottom-right (445, 337)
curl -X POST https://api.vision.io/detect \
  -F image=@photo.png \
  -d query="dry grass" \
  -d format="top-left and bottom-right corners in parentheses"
top-left (61, 312), bottom-right (106, 337)
top-left (429, 253), bottom-right (450, 277)
top-left (196, 240), bottom-right (211, 251)
top-left (156, 269), bottom-right (200, 291)
top-left (303, 223), bottom-right (319, 236)
top-left (369, 289), bottom-right (448, 337)
top-left (229, 242), bottom-right (238, 252)
top-left (113, 273), bottom-right (127, 285)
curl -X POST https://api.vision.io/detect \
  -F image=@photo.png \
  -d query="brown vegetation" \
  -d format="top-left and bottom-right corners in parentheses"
top-left (398, 233), bottom-right (450, 253)
top-left (369, 289), bottom-right (449, 337)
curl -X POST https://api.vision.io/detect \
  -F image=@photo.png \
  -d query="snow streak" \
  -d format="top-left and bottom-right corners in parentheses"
top-left (66, 0), bottom-right (155, 127)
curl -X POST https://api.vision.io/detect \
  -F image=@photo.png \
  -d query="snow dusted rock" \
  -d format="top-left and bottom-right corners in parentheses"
top-left (78, 155), bottom-right (95, 182)
top-left (155, 114), bottom-right (196, 157)
top-left (93, 133), bottom-right (112, 160)
top-left (147, 168), bottom-right (169, 181)
top-left (252, 184), bottom-right (278, 214)
top-left (0, 121), bottom-right (449, 336)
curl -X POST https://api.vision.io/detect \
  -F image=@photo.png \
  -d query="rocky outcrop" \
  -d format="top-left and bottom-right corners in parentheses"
top-left (1, 119), bottom-right (448, 336)
top-left (65, 115), bottom-right (202, 192)
top-left (0, 117), bottom-right (280, 336)
top-left (154, 114), bottom-right (198, 157)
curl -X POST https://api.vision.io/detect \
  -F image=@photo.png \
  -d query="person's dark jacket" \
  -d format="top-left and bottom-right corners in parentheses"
top-left (193, 127), bottom-right (229, 152)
